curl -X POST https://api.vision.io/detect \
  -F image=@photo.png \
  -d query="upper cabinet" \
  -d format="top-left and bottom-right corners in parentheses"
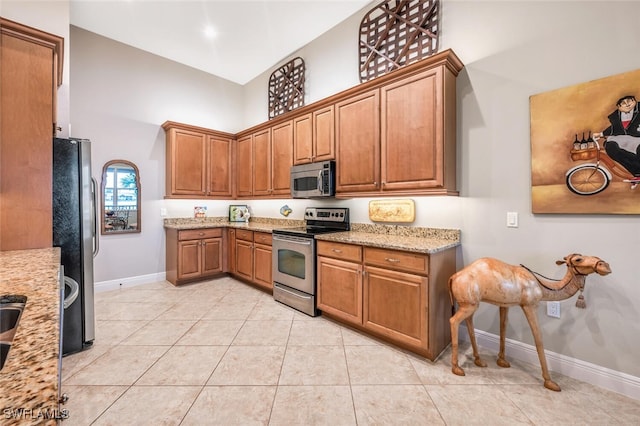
top-left (162, 121), bottom-right (233, 199)
top-left (293, 105), bottom-right (335, 165)
top-left (0, 18), bottom-right (64, 251)
top-left (335, 53), bottom-right (461, 197)
top-left (237, 120), bottom-right (293, 198)
top-left (163, 50), bottom-right (463, 201)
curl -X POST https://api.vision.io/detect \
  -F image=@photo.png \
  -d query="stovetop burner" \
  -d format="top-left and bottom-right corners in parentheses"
top-left (273, 207), bottom-right (349, 237)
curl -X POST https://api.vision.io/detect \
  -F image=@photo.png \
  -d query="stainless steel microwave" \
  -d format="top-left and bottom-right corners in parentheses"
top-left (290, 160), bottom-right (335, 198)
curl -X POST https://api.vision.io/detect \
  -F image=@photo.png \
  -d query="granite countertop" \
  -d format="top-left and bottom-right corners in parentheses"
top-left (0, 248), bottom-right (62, 425)
top-left (164, 217), bottom-right (460, 254)
top-left (163, 217), bottom-right (304, 233)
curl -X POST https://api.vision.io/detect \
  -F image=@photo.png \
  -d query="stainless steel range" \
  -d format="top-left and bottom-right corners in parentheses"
top-left (272, 207), bottom-right (350, 316)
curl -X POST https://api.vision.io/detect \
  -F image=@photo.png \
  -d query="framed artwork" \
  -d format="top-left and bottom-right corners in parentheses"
top-left (229, 205), bottom-right (249, 222)
top-left (530, 68), bottom-right (640, 214)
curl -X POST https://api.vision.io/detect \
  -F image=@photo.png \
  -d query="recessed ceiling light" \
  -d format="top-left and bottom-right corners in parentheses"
top-left (203, 25), bottom-right (217, 40)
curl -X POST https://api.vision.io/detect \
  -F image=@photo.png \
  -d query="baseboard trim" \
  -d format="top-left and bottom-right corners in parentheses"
top-left (460, 325), bottom-right (640, 401)
top-left (95, 272), bottom-right (166, 293)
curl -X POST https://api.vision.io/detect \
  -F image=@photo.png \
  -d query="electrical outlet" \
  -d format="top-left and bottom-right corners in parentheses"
top-left (547, 301), bottom-right (560, 318)
top-left (160, 208), bottom-right (167, 217)
top-left (506, 211), bottom-right (518, 228)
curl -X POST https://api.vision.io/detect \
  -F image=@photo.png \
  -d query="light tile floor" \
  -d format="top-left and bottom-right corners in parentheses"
top-left (61, 277), bottom-right (640, 425)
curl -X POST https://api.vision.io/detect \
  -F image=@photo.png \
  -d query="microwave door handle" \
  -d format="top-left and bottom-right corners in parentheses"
top-left (318, 170), bottom-right (323, 192)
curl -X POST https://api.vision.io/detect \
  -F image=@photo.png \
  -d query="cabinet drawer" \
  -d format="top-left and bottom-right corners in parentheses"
top-left (364, 247), bottom-right (428, 275)
top-left (253, 232), bottom-right (272, 246)
top-left (178, 228), bottom-right (222, 241)
top-left (317, 241), bottom-right (362, 262)
top-left (235, 229), bottom-right (253, 242)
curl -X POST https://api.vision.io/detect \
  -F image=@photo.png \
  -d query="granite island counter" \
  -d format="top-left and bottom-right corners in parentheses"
top-left (0, 248), bottom-right (63, 425)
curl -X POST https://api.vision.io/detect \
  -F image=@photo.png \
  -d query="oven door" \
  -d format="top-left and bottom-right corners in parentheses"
top-left (272, 233), bottom-right (315, 294)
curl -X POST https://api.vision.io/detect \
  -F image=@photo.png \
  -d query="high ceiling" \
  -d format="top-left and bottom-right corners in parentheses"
top-left (70, 0), bottom-right (372, 85)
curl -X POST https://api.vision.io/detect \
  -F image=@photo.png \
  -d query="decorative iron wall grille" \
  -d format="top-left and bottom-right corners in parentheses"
top-left (268, 57), bottom-right (305, 119)
top-left (359, 0), bottom-right (440, 83)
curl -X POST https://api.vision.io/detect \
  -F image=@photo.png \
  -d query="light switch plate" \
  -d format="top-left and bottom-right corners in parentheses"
top-left (506, 211), bottom-right (518, 228)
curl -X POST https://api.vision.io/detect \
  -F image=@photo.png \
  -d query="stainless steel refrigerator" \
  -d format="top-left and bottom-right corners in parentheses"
top-left (53, 138), bottom-right (97, 355)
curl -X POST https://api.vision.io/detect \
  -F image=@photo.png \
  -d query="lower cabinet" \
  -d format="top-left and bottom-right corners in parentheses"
top-left (232, 229), bottom-right (273, 291)
top-left (317, 242), bottom-right (363, 324)
top-left (317, 240), bottom-right (456, 360)
top-left (166, 228), bottom-right (224, 285)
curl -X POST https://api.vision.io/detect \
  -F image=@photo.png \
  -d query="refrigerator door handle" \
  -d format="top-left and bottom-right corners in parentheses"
top-left (91, 177), bottom-right (99, 257)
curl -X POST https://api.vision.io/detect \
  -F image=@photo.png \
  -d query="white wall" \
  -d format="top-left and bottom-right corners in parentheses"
top-left (69, 27), bottom-right (244, 286)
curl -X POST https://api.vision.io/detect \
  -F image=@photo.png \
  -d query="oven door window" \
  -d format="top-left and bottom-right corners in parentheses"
top-left (277, 249), bottom-right (306, 279)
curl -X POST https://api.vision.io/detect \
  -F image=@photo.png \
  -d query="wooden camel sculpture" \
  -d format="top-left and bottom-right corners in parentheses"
top-left (448, 253), bottom-right (611, 391)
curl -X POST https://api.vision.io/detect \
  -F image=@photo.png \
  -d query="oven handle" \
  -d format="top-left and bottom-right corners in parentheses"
top-left (272, 234), bottom-right (313, 245)
top-left (275, 283), bottom-right (313, 300)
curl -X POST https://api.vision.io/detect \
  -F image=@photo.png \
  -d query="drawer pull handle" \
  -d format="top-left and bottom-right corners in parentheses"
top-left (332, 249), bottom-right (343, 253)
top-left (198, 232), bottom-right (205, 236)
top-left (385, 258), bottom-right (400, 263)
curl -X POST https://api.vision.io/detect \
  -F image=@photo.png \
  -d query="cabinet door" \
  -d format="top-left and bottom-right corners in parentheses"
top-left (235, 239), bottom-right (254, 281)
top-left (168, 128), bottom-right (207, 195)
top-left (293, 113), bottom-right (313, 165)
top-left (178, 240), bottom-right (202, 280)
top-left (253, 243), bottom-right (273, 290)
top-left (381, 68), bottom-right (443, 190)
top-left (1, 25), bottom-right (60, 250)
top-left (335, 89), bottom-right (380, 193)
top-left (202, 237), bottom-right (223, 276)
top-left (317, 256), bottom-right (363, 325)
top-left (236, 135), bottom-right (253, 196)
top-left (271, 121), bottom-right (293, 196)
top-left (253, 128), bottom-right (272, 196)
top-left (313, 105), bottom-right (335, 162)
top-left (208, 135), bottom-right (233, 197)
top-left (363, 265), bottom-right (427, 348)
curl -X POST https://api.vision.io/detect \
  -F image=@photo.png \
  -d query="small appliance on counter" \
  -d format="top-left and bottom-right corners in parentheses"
top-left (53, 138), bottom-right (97, 356)
top-left (272, 207), bottom-right (349, 316)
top-left (290, 160), bottom-right (335, 198)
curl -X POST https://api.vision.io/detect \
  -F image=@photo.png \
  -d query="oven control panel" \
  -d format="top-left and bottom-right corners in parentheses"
top-left (304, 207), bottom-right (349, 223)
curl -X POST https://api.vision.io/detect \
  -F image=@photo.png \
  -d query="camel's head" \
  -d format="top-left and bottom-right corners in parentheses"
top-left (556, 253), bottom-right (612, 276)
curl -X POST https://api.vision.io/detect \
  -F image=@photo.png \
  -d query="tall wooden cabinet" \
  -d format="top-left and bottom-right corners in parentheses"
top-left (0, 18), bottom-right (63, 251)
top-left (293, 105), bottom-right (335, 165)
top-left (162, 121), bottom-right (233, 198)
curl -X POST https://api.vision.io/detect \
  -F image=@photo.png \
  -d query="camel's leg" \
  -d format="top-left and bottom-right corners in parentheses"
top-left (465, 314), bottom-right (487, 368)
top-left (497, 306), bottom-right (511, 368)
top-left (521, 305), bottom-right (561, 392)
top-left (449, 303), bottom-right (478, 376)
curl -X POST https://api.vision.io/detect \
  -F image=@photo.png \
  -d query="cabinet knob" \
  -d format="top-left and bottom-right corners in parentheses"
top-left (198, 232), bottom-right (205, 236)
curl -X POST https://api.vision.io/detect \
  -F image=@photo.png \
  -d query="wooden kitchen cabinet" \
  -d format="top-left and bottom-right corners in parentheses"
top-left (166, 228), bottom-right (224, 285)
top-left (271, 121), bottom-right (293, 196)
top-left (317, 241), bottom-right (363, 325)
top-left (162, 121), bottom-right (233, 198)
top-left (253, 232), bottom-right (273, 290)
top-left (0, 19), bottom-right (63, 250)
top-left (252, 129), bottom-right (272, 196)
top-left (335, 90), bottom-right (380, 193)
top-left (238, 122), bottom-right (291, 198)
top-left (293, 105), bottom-right (335, 165)
top-left (231, 229), bottom-right (273, 291)
top-left (236, 135), bottom-right (253, 197)
top-left (317, 240), bottom-right (456, 361)
top-left (335, 52), bottom-right (461, 197)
